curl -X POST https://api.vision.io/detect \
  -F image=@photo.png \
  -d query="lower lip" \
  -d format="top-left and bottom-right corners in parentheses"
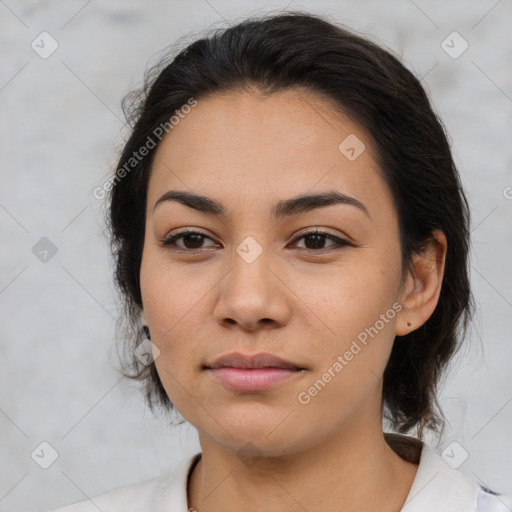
top-left (207, 367), bottom-right (302, 392)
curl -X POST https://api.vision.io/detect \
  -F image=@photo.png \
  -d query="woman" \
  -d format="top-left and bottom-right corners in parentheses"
top-left (50, 11), bottom-right (508, 512)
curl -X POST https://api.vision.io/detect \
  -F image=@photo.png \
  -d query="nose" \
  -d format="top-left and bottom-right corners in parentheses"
top-left (213, 245), bottom-right (292, 332)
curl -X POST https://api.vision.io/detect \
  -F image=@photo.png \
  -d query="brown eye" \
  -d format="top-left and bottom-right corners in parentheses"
top-left (160, 231), bottom-right (217, 251)
top-left (292, 230), bottom-right (353, 251)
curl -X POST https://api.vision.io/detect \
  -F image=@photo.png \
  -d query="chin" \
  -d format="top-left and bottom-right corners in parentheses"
top-left (195, 407), bottom-right (306, 455)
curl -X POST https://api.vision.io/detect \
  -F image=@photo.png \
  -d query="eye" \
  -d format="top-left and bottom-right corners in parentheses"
top-left (159, 230), bottom-right (217, 252)
top-left (159, 228), bottom-right (354, 253)
top-left (291, 229), bottom-right (354, 252)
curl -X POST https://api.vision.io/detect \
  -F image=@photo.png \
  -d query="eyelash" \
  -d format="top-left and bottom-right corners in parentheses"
top-left (158, 228), bottom-right (354, 254)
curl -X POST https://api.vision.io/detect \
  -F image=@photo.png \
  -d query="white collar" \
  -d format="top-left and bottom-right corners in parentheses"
top-left (401, 443), bottom-right (480, 512)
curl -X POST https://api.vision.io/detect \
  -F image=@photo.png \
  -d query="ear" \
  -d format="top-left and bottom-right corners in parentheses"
top-left (395, 230), bottom-right (447, 336)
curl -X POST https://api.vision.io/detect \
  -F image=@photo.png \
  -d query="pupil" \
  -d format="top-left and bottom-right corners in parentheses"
top-left (184, 234), bottom-right (203, 249)
top-left (306, 234), bottom-right (324, 249)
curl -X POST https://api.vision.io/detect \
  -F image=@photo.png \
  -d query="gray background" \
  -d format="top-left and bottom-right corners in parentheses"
top-left (1, 1), bottom-right (511, 510)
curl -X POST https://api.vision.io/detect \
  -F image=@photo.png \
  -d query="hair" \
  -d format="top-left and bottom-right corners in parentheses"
top-left (107, 11), bottom-right (474, 448)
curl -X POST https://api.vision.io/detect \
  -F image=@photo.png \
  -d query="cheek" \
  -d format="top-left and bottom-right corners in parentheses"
top-left (140, 243), bottom-right (210, 336)
top-left (140, 259), bottom-right (208, 413)
top-left (303, 254), bottom-right (400, 341)
top-left (139, 247), bottom-right (217, 394)
top-left (295, 292), bottom-right (399, 427)
top-left (296, 257), bottom-right (401, 400)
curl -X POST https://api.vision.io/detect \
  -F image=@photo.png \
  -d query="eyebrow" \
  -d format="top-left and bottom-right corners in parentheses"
top-left (153, 189), bottom-right (369, 219)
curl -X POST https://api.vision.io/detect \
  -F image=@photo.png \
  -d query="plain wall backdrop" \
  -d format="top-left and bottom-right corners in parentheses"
top-left (1, 1), bottom-right (511, 510)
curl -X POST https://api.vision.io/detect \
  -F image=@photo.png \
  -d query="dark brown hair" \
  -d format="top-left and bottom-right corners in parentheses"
top-left (107, 11), bottom-right (473, 441)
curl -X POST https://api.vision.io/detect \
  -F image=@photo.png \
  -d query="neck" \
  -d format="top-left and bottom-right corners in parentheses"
top-left (188, 426), bottom-right (419, 512)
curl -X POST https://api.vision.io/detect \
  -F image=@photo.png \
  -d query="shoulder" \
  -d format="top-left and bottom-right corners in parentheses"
top-left (392, 438), bottom-right (510, 512)
top-left (46, 474), bottom-right (171, 512)
top-left (476, 487), bottom-right (511, 512)
top-left (45, 453), bottom-right (202, 512)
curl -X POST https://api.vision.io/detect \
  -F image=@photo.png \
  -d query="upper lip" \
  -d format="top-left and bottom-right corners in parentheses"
top-left (205, 352), bottom-right (303, 370)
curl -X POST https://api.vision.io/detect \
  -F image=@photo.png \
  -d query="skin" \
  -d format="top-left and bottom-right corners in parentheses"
top-left (139, 88), bottom-right (447, 512)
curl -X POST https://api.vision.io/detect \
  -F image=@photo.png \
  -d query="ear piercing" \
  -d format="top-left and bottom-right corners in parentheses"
top-left (407, 321), bottom-right (412, 327)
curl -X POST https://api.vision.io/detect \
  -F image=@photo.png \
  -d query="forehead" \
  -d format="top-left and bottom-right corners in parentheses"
top-left (147, 88), bottom-right (394, 222)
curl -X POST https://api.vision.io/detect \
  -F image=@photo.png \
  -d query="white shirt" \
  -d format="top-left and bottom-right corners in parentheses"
top-left (48, 444), bottom-right (508, 512)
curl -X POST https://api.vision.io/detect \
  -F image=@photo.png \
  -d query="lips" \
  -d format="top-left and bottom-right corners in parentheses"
top-left (205, 352), bottom-right (303, 371)
top-left (204, 352), bottom-right (306, 392)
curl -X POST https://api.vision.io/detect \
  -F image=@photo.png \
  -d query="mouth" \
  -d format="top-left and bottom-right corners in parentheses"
top-left (204, 352), bottom-right (306, 392)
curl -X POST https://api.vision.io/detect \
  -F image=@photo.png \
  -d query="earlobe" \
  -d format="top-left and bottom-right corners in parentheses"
top-left (395, 230), bottom-right (447, 336)
top-left (395, 270), bottom-right (419, 335)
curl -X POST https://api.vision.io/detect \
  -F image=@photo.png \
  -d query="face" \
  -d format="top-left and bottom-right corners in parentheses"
top-left (140, 88), bottom-right (407, 457)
